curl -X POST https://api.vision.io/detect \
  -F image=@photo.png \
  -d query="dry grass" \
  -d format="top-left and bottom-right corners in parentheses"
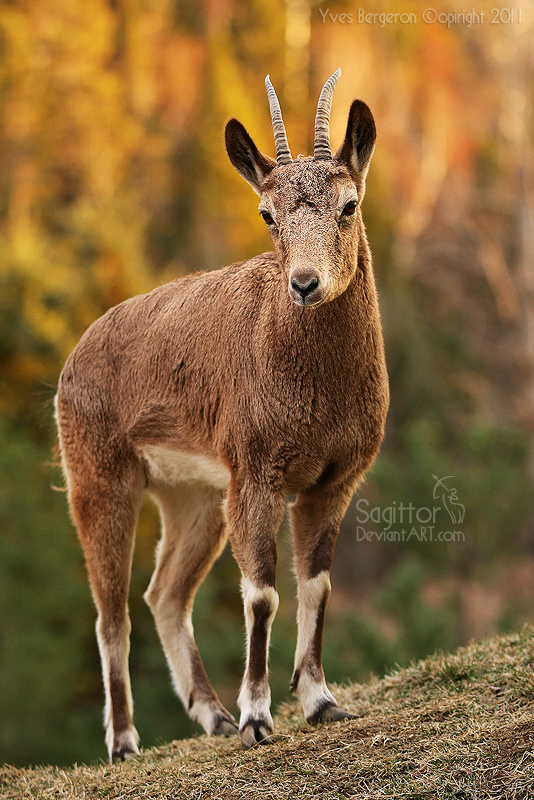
top-left (2, 626), bottom-right (534, 799)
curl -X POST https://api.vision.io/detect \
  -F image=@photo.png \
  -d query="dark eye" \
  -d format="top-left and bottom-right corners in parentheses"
top-left (341, 200), bottom-right (357, 217)
top-left (260, 210), bottom-right (274, 225)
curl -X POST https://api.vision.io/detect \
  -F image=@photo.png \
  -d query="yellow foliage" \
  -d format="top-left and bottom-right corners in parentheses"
top-left (0, 0), bottom-right (531, 423)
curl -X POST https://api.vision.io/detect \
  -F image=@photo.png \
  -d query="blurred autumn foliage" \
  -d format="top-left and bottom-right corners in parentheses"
top-left (1, 0), bottom-right (533, 767)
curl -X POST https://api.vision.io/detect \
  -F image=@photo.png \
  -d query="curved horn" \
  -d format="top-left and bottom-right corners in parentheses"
top-left (313, 68), bottom-right (341, 160)
top-left (265, 75), bottom-right (292, 165)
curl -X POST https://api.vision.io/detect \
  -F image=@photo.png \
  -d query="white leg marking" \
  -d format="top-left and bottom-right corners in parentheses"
top-left (293, 571), bottom-right (336, 720)
top-left (294, 571), bottom-right (330, 665)
top-left (96, 617), bottom-right (139, 758)
top-left (238, 578), bottom-right (279, 729)
top-left (294, 670), bottom-right (336, 721)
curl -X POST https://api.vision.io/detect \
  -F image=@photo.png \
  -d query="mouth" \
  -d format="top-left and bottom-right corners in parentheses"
top-left (290, 293), bottom-right (325, 308)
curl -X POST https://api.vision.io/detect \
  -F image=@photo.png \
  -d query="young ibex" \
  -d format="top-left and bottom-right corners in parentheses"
top-left (55, 69), bottom-right (389, 761)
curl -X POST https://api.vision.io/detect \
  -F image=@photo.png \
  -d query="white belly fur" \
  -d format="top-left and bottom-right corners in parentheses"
top-left (142, 445), bottom-right (230, 490)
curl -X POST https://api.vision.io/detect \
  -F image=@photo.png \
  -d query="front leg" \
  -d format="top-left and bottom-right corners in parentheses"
top-left (290, 474), bottom-right (360, 724)
top-left (226, 477), bottom-right (285, 747)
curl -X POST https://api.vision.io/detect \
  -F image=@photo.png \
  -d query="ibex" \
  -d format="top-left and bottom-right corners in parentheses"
top-left (55, 69), bottom-right (389, 761)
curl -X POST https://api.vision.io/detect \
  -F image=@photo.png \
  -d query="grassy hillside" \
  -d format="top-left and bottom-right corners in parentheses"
top-left (2, 626), bottom-right (534, 799)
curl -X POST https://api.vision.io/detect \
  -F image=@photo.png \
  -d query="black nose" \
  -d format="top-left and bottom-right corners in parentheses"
top-left (291, 276), bottom-right (319, 300)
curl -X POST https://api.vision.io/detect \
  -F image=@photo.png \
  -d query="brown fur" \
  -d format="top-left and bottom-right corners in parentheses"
top-left (55, 86), bottom-right (388, 760)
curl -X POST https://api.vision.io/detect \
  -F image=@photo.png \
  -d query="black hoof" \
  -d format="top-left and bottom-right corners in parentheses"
top-left (213, 713), bottom-right (239, 736)
top-left (111, 744), bottom-right (138, 763)
top-left (239, 718), bottom-right (273, 748)
top-left (308, 701), bottom-right (361, 725)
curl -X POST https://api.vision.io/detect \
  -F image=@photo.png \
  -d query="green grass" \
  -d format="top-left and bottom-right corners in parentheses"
top-left (2, 626), bottom-right (534, 799)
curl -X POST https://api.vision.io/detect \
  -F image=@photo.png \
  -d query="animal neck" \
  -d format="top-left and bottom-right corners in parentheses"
top-left (263, 228), bottom-right (380, 375)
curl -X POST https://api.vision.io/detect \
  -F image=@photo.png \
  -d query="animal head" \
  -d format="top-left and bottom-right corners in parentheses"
top-left (225, 69), bottom-right (376, 308)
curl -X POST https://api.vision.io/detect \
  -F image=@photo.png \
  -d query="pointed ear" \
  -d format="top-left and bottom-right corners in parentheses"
top-left (334, 100), bottom-right (376, 193)
top-left (225, 119), bottom-right (276, 195)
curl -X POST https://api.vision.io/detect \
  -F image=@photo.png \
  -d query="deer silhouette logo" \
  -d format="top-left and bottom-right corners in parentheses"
top-left (432, 475), bottom-right (465, 525)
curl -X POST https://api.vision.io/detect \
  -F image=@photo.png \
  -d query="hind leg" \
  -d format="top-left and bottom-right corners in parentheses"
top-left (145, 482), bottom-right (238, 736)
top-left (66, 452), bottom-right (145, 762)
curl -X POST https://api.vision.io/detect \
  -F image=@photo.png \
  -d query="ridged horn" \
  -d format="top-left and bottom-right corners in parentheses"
top-left (265, 75), bottom-right (292, 165)
top-left (313, 68), bottom-right (341, 160)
